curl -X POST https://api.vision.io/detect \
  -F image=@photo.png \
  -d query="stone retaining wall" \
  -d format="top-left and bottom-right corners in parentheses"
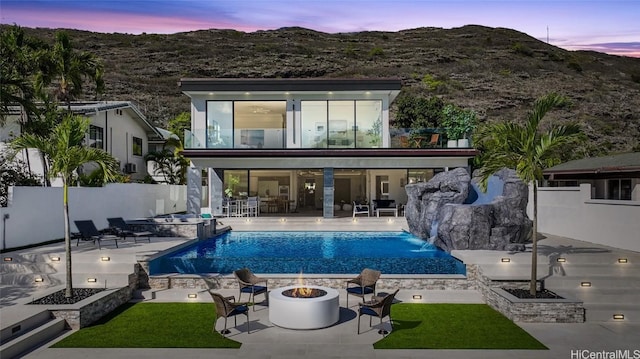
top-left (128, 219), bottom-right (216, 239)
top-left (484, 288), bottom-right (585, 323)
top-left (49, 286), bottom-right (132, 330)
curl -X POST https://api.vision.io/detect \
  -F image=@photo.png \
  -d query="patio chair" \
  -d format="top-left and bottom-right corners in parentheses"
top-left (209, 291), bottom-right (250, 335)
top-left (234, 267), bottom-right (268, 311)
top-left (107, 217), bottom-right (152, 243)
top-left (74, 220), bottom-right (121, 249)
top-left (346, 268), bottom-right (381, 307)
top-left (352, 201), bottom-right (370, 217)
top-left (357, 289), bottom-right (399, 335)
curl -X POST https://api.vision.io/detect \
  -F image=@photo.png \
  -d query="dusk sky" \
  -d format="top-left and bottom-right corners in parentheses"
top-left (1, 0), bottom-right (639, 57)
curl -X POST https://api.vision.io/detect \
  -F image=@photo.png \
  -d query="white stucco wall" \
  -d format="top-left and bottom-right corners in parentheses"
top-left (531, 184), bottom-right (640, 252)
top-left (0, 183), bottom-right (186, 250)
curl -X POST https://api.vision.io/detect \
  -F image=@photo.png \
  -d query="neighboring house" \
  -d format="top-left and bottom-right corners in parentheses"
top-left (0, 101), bottom-right (164, 183)
top-left (179, 78), bottom-right (477, 217)
top-left (543, 152), bottom-right (640, 201)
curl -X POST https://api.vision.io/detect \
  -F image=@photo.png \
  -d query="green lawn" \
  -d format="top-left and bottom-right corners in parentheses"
top-left (52, 302), bottom-right (546, 350)
top-left (51, 302), bottom-right (241, 348)
top-left (373, 303), bottom-right (547, 350)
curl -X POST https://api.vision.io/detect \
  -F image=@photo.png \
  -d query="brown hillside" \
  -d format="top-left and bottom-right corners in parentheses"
top-left (14, 25), bottom-right (640, 156)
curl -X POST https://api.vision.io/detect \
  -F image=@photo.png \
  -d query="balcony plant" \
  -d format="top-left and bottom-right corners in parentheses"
top-left (441, 104), bottom-right (476, 147)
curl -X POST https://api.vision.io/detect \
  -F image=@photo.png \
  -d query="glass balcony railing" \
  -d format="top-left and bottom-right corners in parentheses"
top-left (184, 128), bottom-right (471, 149)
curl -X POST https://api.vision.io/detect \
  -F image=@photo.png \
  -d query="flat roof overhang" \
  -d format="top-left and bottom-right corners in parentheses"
top-left (182, 148), bottom-right (477, 169)
top-left (178, 78), bottom-right (402, 94)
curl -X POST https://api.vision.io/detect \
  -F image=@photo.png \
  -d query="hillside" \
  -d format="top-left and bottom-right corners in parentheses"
top-left (15, 25), bottom-right (640, 156)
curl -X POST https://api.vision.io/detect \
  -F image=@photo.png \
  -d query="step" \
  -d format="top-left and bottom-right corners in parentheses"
top-left (0, 315), bottom-right (66, 359)
top-left (544, 276), bottom-right (640, 290)
top-left (583, 303), bottom-right (640, 323)
top-left (547, 263), bottom-right (640, 276)
top-left (551, 288), bottom-right (640, 304)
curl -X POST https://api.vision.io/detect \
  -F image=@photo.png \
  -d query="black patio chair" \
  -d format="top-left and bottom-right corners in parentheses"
top-left (107, 217), bottom-right (152, 243)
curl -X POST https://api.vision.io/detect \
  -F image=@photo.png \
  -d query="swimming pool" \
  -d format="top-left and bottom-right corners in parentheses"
top-left (149, 231), bottom-right (466, 275)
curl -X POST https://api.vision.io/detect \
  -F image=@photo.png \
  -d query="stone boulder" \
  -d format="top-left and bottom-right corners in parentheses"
top-left (406, 168), bottom-right (532, 252)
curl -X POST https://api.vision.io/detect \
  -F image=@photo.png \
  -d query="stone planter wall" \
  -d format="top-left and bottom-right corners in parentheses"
top-left (128, 219), bottom-right (216, 239)
top-left (485, 288), bottom-right (585, 323)
top-left (49, 286), bottom-right (132, 330)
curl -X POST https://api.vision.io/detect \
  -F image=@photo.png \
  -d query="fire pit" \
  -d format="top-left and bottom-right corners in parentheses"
top-left (269, 285), bottom-right (339, 329)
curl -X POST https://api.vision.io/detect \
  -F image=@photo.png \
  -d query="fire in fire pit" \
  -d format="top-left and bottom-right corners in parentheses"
top-left (283, 287), bottom-right (327, 298)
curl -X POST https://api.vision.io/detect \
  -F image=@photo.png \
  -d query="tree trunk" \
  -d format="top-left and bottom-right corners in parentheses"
top-left (63, 180), bottom-right (73, 298)
top-left (530, 180), bottom-right (538, 296)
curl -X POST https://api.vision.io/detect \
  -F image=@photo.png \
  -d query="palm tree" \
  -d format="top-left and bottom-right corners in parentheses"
top-left (11, 113), bottom-right (119, 298)
top-left (474, 93), bottom-right (583, 296)
top-left (35, 31), bottom-right (104, 110)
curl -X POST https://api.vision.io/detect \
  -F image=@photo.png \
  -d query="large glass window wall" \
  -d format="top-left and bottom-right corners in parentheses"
top-left (301, 100), bottom-right (382, 149)
top-left (206, 101), bottom-right (233, 148)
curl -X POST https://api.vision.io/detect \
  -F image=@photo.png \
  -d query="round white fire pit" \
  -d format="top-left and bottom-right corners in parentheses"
top-left (269, 285), bottom-right (339, 329)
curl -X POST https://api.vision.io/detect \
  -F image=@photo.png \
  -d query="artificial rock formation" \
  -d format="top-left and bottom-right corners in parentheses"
top-left (405, 168), bottom-right (532, 252)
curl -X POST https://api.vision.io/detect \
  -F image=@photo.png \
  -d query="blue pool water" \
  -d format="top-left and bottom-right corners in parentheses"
top-left (149, 231), bottom-right (466, 275)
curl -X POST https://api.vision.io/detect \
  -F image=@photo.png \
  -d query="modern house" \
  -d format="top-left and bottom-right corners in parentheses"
top-left (543, 152), bottom-right (640, 201)
top-left (0, 101), bottom-right (164, 183)
top-left (179, 78), bottom-right (477, 217)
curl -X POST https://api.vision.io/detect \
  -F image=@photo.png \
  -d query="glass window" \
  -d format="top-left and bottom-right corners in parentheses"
top-left (224, 170), bottom-right (249, 198)
top-left (408, 169), bottom-right (437, 184)
top-left (132, 136), bottom-right (143, 156)
top-left (301, 101), bottom-right (327, 148)
top-left (234, 101), bottom-right (286, 148)
top-left (328, 101), bottom-right (354, 148)
top-left (608, 179), bottom-right (632, 200)
top-left (356, 100), bottom-right (382, 148)
top-left (89, 125), bottom-right (103, 149)
top-left (206, 101), bottom-right (233, 148)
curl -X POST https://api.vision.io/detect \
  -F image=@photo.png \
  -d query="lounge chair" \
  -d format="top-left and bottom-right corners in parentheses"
top-left (357, 289), bottom-right (399, 335)
top-left (346, 268), bottom-right (381, 307)
top-left (234, 267), bottom-right (268, 311)
top-left (74, 220), bottom-right (121, 249)
top-left (209, 291), bottom-right (250, 335)
top-left (107, 217), bottom-right (152, 243)
top-left (352, 201), bottom-right (370, 217)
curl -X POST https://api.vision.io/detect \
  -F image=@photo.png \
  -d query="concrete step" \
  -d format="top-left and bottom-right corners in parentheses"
top-left (0, 272), bottom-right (131, 287)
top-left (544, 276), bottom-right (640, 290)
top-left (551, 288), bottom-right (640, 304)
top-left (0, 312), bottom-right (67, 359)
top-left (547, 263), bottom-right (640, 276)
top-left (583, 303), bottom-right (640, 323)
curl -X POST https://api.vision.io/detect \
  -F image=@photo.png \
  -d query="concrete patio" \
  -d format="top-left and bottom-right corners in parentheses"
top-left (1, 217), bottom-right (638, 359)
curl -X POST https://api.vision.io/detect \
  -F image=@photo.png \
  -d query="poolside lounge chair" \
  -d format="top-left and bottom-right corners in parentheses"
top-left (234, 267), bottom-right (268, 311)
top-left (106, 217), bottom-right (152, 243)
top-left (74, 220), bottom-right (120, 249)
top-left (357, 289), bottom-right (399, 336)
top-left (209, 291), bottom-right (250, 336)
top-left (346, 268), bottom-right (381, 307)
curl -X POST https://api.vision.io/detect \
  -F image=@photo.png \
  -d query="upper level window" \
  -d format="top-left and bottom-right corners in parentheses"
top-left (301, 100), bottom-right (381, 149)
top-left (132, 136), bottom-right (143, 156)
top-left (89, 125), bottom-right (103, 149)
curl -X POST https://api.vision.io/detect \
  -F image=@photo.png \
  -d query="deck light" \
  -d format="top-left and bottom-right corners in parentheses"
top-left (613, 314), bottom-right (625, 320)
top-left (352, 218), bottom-right (358, 222)
top-left (3, 257), bottom-right (12, 262)
top-left (34, 277), bottom-right (44, 283)
top-left (87, 278), bottom-right (97, 283)
top-left (316, 218), bottom-right (322, 222)
top-left (188, 293), bottom-right (198, 299)
top-left (245, 218), bottom-right (252, 223)
top-left (412, 295), bottom-right (422, 300)
top-left (580, 282), bottom-right (592, 287)
top-left (280, 218), bottom-right (286, 222)
top-left (51, 256), bottom-right (60, 262)
top-left (556, 258), bottom-right (566, 263)
top-left (387, 218), bottom-right (394, 223)
top-left (101, 256), bottom-right (110, 262)
top-left (618, 258), bottom-right (628, 264)
top-left (501, 258), bottom-right (511, 263)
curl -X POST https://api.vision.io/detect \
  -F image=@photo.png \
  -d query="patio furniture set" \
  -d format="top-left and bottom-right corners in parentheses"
top-left (210, 267), bottom-right (399, 336)
top-left (352, 199), bottom-right (401, 218)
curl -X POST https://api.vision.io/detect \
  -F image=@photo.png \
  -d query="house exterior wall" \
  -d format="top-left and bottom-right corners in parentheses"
top-left (530, 184), bottom-right (640, 252)
top-left (0, 183), bottom-right (187, 250)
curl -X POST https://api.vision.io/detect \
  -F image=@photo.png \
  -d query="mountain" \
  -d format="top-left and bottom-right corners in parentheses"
top-left (15, 25), bottom-right (640, 155)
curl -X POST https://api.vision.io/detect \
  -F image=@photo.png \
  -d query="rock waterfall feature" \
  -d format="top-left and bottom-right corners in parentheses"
top-left (405, 168), bottom-right (532, 252)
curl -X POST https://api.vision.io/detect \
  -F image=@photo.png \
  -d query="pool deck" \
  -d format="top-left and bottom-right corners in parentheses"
top-left (1, 216), bottom-right (639, 358)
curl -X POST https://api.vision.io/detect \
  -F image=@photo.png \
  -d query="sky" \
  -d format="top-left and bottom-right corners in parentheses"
top-left (1, 0), bottom-right (639, 58)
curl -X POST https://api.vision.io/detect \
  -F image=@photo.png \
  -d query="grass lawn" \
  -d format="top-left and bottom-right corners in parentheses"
top-left (373, 303), bottom-right (547, 350)
top-left (51, 302), bottom-right (241, 348)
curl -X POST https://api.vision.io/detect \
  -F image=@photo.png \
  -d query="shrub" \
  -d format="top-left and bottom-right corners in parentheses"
top-left (567, 61), bottom-right (583, 73)
top-left (512, 42), bottom-right (534, 56)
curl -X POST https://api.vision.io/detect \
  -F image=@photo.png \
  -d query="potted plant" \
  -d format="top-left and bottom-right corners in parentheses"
top-left (224, 174), bottom-right (240, 198)
top-left (441, 104), bottom-right (476, 148)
